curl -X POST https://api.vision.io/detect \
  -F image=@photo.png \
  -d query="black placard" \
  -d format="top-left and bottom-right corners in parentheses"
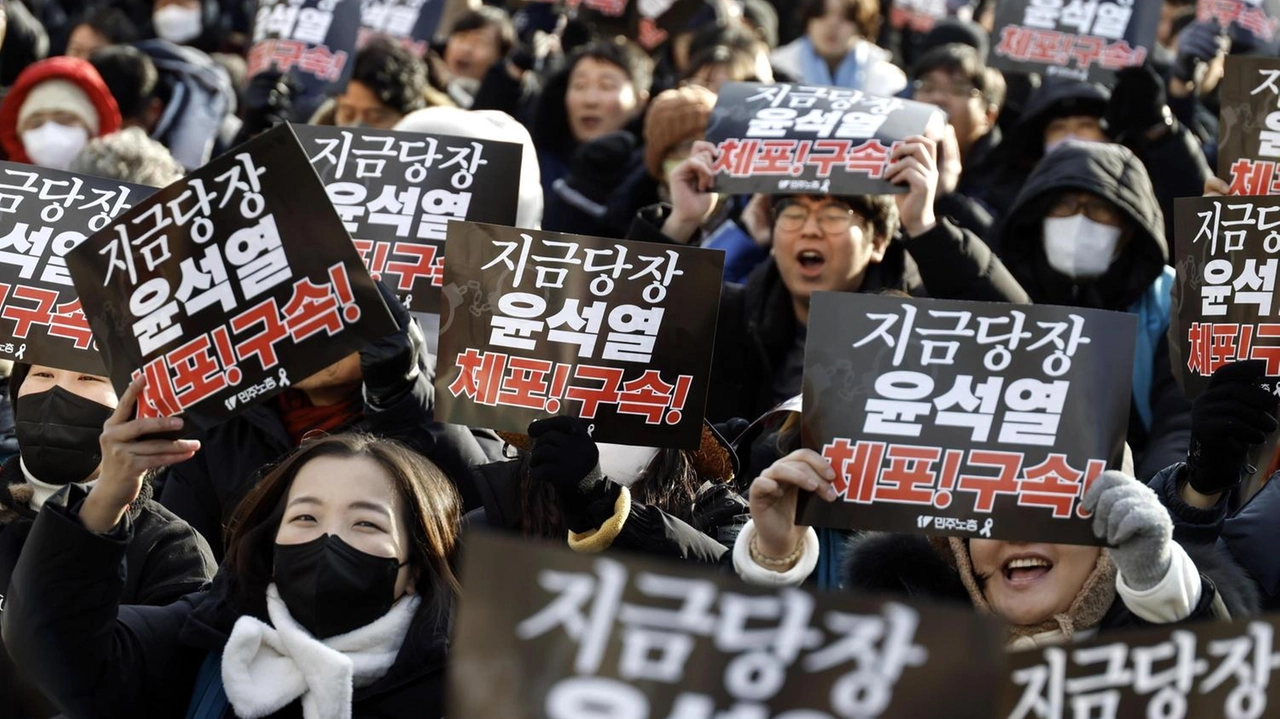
top-left (800, 292), bottom-right (1136, 546)
top-left (1197, 0), bottom-right (1280, 45)
top-left (1171, 195), bottom-right (1280, 399)
top-left (357, 0), bottom-right (447, 57)
top-left (1003, 613), bottom-right (1280, 718)
top-left (0, 163), bottom-right (154, 375)
top-left (704, 82), bottom-right (941, 196)
top-left (890, 0), bottom-right (949, 33)
top-left (66, 124), bottom-right (396, 429)
top-left (435, 222), bottom-right (723, 449)
top-left (989, 0), bottom-right (1161, 83)
top-left (451, 531), bottom-right (1006, 719)
top-left (1219, 56), bottom-right (1280, 195)
top-left (249, 0), bottom-right (363, 105)
top-left (292, 124), bottom-right (523, 316)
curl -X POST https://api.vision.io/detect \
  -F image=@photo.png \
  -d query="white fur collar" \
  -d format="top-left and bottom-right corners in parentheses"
top-left (221, 583), bottom-right (420, 719)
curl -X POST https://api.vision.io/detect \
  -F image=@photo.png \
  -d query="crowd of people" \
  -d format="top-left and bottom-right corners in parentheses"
top-left (0, 0), bottom-right (1273, 717)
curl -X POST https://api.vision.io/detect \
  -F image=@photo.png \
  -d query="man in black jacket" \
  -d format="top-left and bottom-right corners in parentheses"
top-left (159, 285), bottom-right (501, 558)
top-left (994, 140), bottom-right (1190, 481)
top-left (630, 134), bottom-right (1029, 424)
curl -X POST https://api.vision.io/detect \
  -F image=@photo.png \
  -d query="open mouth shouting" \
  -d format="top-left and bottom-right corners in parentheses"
top-left (795, 248), bottom-right (826, 278)
top-left (1001, 554), bottom-right (1053, 586)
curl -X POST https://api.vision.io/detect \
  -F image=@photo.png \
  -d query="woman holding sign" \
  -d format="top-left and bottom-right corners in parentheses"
top-left (0, 364), bottom-right (214, 719)
top-left (737, 449), bottom-right (1260, 647)
top-left (2, 379), bottom-right (461, 719)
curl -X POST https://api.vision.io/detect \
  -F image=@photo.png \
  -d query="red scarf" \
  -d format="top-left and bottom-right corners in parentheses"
top-left (276, 389), bottom-right (363, 446)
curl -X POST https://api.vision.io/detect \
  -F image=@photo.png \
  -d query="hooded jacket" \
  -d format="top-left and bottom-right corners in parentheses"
top-left (0, 56), bottom-right (122, 164)
top-left (995, 141), bottom-right (1191, 480)
top-left (0, 462), bottom-right (215, 719)
top-left (629, 204), bottom-right (1030, 423)
top-left (1, 489), bottom-right (447, 719)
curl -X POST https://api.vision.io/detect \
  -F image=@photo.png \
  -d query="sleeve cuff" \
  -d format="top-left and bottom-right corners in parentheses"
top-left (731, 519), bottom-right (819, 587)
top-left (567, 486), bottom-right (631, 554)
top-left (1116, 542), bottom-right (1203, 624)
top-left (1164, 464), bottom-right (1230, 525)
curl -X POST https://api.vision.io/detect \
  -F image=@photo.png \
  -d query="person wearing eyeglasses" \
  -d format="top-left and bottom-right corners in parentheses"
top-left (629, 133), bottom-right (1029, 425)
top-left (994, 140), bottom-right (1189, 481)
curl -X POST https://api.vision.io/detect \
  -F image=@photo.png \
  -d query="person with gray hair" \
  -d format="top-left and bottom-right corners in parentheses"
top-left (68, 126), bottom-right (185, 187)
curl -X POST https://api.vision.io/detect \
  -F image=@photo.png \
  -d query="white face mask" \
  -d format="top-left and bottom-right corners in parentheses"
top-left (1042, 214), bottom-right (1123, 281)
top-left (596, 443), bottom-right (660, 487)
top-left (22, 122), bottom-right (89, 171)
top-left (153, 5), bottom-right (203, 44)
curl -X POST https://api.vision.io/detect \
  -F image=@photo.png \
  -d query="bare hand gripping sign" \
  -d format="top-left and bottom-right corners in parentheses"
top-left (0, 163), bottom-right (153, 375)
top-left (704, 82), bottom-right (941, 196)
top-left (66, 123), bottom-right (396, 429)
top-left (292, 124), bottom-right (523, 316)
top-left (800, 292), bottom-right (1136, 546)
top-left (450, 532), bottom-right (1005, 719)
top-left (435, 222), bottom-right (723, 449)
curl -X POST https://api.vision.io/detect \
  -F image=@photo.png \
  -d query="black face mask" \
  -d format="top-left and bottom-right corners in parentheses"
top-left (274, 534), bottom-right (405, 639)
top-left (15, 386), bottom-right (114, 486)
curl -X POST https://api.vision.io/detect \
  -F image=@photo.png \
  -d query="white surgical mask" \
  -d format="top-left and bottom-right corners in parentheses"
top-left (597, 443), bottom-right (660, 486)
top-left (22, 122), bottom-right (89, 171)
top-left (1042, 214), bottom-right (1123, 281)
top-left (153, 5), bottom-right (203, 44)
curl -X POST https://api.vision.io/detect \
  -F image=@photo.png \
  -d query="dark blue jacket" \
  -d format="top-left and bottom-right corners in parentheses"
top-left (1149, 462), bottom-right (1280, 610)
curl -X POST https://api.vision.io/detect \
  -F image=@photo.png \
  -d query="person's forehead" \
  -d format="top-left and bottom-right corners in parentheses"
top-left (571, 57), bottom-right (629, 82)
top-left (290, 455), bottom-right (399, 509)
top-left (921, 67), bottom-right (969, 84)
top-left (1056, 189), bottom-right (1108, 203)
top-left (1049, 114), bottom-right (1101, 125)
top-left (337, 82), bottom-right (386, 107)
top-left (785, 195), bottom-right (849, 209)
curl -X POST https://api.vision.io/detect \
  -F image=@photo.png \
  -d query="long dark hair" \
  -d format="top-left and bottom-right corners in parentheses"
top-left (222, 433), bottom-right (462, 625)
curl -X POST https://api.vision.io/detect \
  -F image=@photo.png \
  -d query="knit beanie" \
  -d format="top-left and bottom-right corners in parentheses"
top-left (643, 85), bottom-right (717, 180)
top-left (19, 79), bottom-right (100, 135)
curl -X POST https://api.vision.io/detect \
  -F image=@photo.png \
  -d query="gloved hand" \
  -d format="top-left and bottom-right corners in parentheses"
top-left (1187, 359), bottom-right (1279, 495)
top-left (1103, 63), bottom-right (1169, 147)
top-left (237, 70), bottom-right (296, 143)
top-left (359, 281), bottom-right (425, 408)
top-left (1082, 470), bottom-right (1174, 591)
top-left (528, 416), bottom-right (618, 533)
top-left (713, 417), bottom-right (750, 443)
top-left (1173, 21), bottom-right (1228, 83)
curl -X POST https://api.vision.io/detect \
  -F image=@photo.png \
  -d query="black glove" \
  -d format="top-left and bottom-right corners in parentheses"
top-left (359, 281), bottom-right (425, 408)
top-left (1104, 63), bottom-right (1170, 148)
top-left (528, 416), bottom-right (617, 532)
top-left (1172, 21), bottom-right (1227, 83)
top-left (237, 71), bottom-right (296, 143)
top-left (1187, 360), bottom-right (1279, 495)
top-left (713, 417), bottom-right (750, 443)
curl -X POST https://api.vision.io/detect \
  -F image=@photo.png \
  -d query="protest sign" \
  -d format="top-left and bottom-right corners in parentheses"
top-left (890, 0), bottom-right (948, 33)
top-left (249, 0), bottom-right (362, 109)
top-left (565, 0), bottom-right (709, 47)
top-left (292, 124), bottom-right (523, 316)
top-left (357, 0), bottom-right (446, 57)
top-left (435, 222), bottom-right (723, 449)
top-left (67, 124), bottom-right (396, 429)
top-left (0, 163), bottom-right (153, 375)
top-left (800, 292), bottom-right (1136, 545)
top-left (1172, 195), bottom-right (1280, 399)
top-left (989, 0), bottom-right (1160, 83)
top-left (1002, 613), bottom-right (1280, 719)
top-left (451, 531), bottom-right (1006, 719)
top-left (1198, 0), bottom-right (1280, 44)
top-left (704, 82), bottom-right (942, 196)
top-left (1219, 56), bottom-right (1280, 195)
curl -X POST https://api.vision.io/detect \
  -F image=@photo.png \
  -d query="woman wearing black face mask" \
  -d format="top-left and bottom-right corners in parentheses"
top-left (2, 377), bottom-right (461, 719)
top-left (0, 365), bottom-right (215, 719)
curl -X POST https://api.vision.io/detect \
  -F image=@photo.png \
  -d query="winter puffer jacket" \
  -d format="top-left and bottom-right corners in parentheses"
top-left (995, 142), bottom-right (1192, 481)
top-left (0, 468), bottom-right (215, 719)
top-left (1150, 463), bottom-right (1280, 611)
top-left (1, 489), bottom-right (447, 719)
top-left (0, 56), bottom-right (122, 164)
top-left (629, 205), bottom-right (1030, 423)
